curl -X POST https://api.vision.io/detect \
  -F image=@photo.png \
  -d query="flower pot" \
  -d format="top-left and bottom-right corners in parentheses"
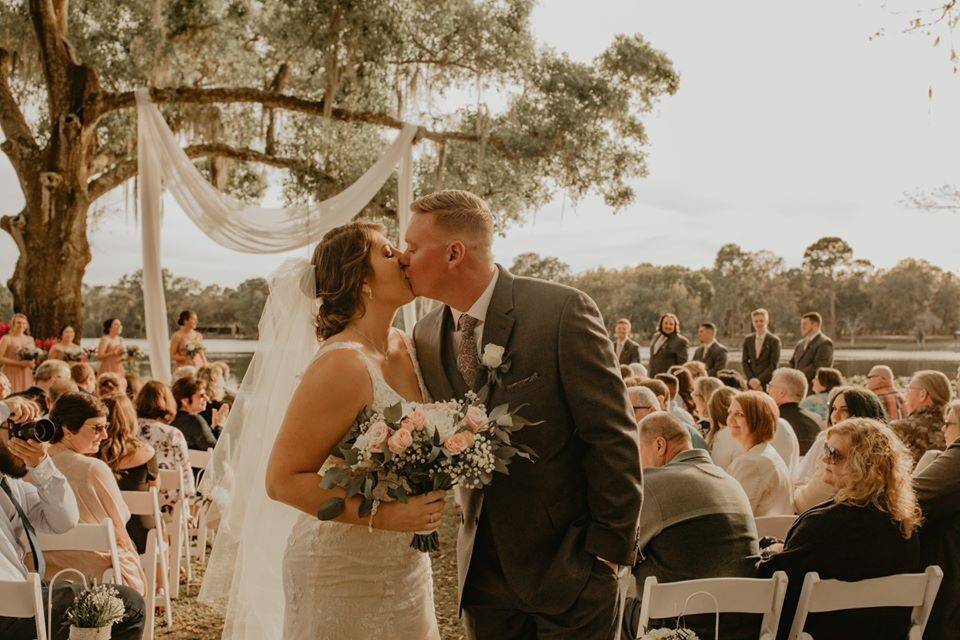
top-left (69, 625), bottom-right (112, 640)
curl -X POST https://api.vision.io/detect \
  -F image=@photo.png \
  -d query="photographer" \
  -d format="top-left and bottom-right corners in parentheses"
top-left (0, 396), bottom-right (145, 640)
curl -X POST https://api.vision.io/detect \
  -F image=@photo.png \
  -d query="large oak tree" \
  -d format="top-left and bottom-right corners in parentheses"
top-left (0, 0), bottom-right (678, 337)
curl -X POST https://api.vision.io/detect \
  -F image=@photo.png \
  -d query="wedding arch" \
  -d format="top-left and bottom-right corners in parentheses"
top-left (134, 88), bottom-right (419, 381)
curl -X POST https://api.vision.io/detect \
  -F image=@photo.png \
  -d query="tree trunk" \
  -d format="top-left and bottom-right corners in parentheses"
top-left (3, 181), bottom-right (91, 340)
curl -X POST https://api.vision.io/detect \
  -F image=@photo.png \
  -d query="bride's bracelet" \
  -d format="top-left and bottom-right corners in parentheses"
top-left (368, 499), bottom-right (381, 533)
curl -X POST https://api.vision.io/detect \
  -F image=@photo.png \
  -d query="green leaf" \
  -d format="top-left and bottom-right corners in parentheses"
top-left (345, 474), bottom-right (364, 497)
top-left (358, 497), bottom-right (373, 518)
top-left (494, 445), bottom-right (518, 459)
top-left (319, 467), bottom-right (347, 489)
top-left (384, 402), bottom-right (403, 423)
top-left (488, 404), bottom-right (509, 422)
top-left (317, 498), bottom-right (345, 521)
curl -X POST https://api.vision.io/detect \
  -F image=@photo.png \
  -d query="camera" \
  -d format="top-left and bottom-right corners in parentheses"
top-left (4, 418), bottom-right (59, 443)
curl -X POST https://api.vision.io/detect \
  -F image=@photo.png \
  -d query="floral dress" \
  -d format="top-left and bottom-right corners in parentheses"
top-left (138, 418), bottom-right (196, 512)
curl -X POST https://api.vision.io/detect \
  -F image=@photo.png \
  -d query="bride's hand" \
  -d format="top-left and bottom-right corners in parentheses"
top-left (373, 491), bottom-right (445, 532)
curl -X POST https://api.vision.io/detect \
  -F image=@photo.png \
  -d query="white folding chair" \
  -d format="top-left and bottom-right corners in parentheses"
top-left (755, 515), bottom-right (798, 539)
top-left (135, 528), bottom-right (161, 640)
top-left (158, 467), bottom-right (190, 596)
top-left (637, 572), bottom-right (789, 640)
top-left (36, 518), bottom-right (122, 585)
top-left (122, 487), bottom-right (173, 628)
top-left (188, 448), bottom-right (215, 562)
top-left (0, 573), bottom-right (47, 640)
top-left (786, 566), bottom-right (944, 640)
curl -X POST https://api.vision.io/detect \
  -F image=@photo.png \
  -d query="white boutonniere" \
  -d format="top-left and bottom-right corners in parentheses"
top-left (477, 343), bottom-right (511, 403)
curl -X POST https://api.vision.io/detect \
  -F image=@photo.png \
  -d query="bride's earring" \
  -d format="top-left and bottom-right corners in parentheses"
top-left (363, 286), bottom-right (374, 301)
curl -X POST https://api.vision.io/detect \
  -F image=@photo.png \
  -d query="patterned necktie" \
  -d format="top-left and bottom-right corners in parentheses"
top-left (457, 314), bottom-right (481, 388)
top-left (1, 476), bottom-right (45, 577)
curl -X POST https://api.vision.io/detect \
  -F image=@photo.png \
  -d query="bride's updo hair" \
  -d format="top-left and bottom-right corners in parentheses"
top-left (312, 221), bottom-right (386, 340)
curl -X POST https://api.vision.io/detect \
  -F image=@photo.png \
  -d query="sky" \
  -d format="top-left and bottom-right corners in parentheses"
top-left (2, 1), bottom-right (960, 286)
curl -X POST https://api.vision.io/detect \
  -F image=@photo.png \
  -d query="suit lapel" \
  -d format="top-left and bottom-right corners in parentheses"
top-left (476, 266), bottom-right (516, 395)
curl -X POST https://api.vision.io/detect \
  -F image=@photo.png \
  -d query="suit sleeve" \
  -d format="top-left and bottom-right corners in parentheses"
top-left (805, 341), bottom-right (834, 379)
top-left (558, 291), bottom-right (643, 565)
top-left (712, 348), bottom-right (728, 376)
top-left (787, 341), bottom-right (798, 370)
top-left (673, 337), bottom-right (689, 366)
top-left (913, 445), bottom-right (960, 524)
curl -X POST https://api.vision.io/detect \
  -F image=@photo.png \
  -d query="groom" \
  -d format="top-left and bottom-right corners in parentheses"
top-left (401, 190), bottom-right (643, 639)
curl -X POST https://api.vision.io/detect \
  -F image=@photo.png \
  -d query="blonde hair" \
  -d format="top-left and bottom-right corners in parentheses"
top-left (197, 364), bottom-right (225, 401)
top-left (910, 370), bottom-right (952, 408)
top-left (410, 189), bottom-right (494, 249)
top-left (751, 308), bottom-right (769, 319)
top-left (827, 418), bottom-right (922, 538)
top-left (945, 401), bottom-right (960, 440)
top-left (683, 361), bottom-right (708, 379)
top-left (732, 390), bottom-right (779, 442)
top-left (8, 313), bottom-right (29, 334)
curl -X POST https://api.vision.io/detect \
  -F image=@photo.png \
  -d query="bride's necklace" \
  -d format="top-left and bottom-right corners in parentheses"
top-left (352, 326), bottom-right (390, 359)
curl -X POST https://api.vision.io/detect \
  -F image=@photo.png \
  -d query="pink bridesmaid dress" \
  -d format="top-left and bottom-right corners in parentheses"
top-left (3, 336), bottom-right (34, 393)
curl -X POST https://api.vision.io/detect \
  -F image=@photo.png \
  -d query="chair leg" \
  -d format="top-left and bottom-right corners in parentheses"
top-left (183, 510), bottom-right (193, 583)
top-left (156, 540), bottom-right (174, 627)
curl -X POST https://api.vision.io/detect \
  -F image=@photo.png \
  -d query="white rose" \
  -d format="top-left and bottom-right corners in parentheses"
top-left (481, 344), bottom-right (505, 369)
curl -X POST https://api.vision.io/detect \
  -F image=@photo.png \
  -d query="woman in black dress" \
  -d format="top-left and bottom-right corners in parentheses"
top-left (648, 313), bottom-right (689, 376)
top-left (98, 393), bottom-right (159, 553)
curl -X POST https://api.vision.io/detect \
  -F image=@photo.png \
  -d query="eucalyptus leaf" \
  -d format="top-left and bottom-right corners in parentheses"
top-left (384, 402), bottom-right (403, 424)
top-left (317, 497), bottom-right (345, 521)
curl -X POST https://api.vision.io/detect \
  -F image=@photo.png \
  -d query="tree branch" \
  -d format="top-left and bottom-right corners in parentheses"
top-left (29, 0), bottom-right (71, 118)
top-left (0, 49), bottom-right (38, 157)
top-left (96, 86), bottom-right (519, 158)
top-left (86, 142), bottom-right (323, 201)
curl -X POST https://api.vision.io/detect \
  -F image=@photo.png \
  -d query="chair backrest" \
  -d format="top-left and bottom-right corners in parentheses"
top-left (188, 448), bottom-right (213, 469)
top-left (786, 566), bottom-right (944, 640)
top-left (121, 487), bottom-right (163, 528)
top-left (0, 572), bottom-right (45, 619)
top-left (157, 468), bottom-right (184, 498)
top-left (35, 518), bottom-right (122, 584)
top-left (755, 515), bottom-right (798, 539)
top-left (639, 572), bottom-right (789, 640)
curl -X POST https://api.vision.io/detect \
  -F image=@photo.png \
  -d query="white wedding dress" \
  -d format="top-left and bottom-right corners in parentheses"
top-left (281, 339), bottom-right (440, 640)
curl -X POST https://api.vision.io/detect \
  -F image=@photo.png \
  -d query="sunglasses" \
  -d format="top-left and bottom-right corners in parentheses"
top-left (823, 441), bottom-right (845, 465)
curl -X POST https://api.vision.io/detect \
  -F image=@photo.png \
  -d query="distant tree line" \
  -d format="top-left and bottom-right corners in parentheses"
top-left (510, 236), bottom-right (960, 343)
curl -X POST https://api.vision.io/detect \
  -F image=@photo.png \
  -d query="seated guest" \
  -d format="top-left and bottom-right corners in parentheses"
top-left (628, 385), bottom-right (708, 451)
top-left (20, 359), bottom-right (71, 412)
top-left (759, 418), bottom-right (923, 640)
top-left (890, 370), bottom-right (951, 464)
top-left (136, 380), bottom-right (196, 512)
top-left (123, 374), bottom-right (143, 405)
top-left (667, 366), bottom-right (697, 415)
top-left (768, 368), bottom-right (821, 455)
top-left (622, 412), bottom-right (761, 640)
top-left (171, 365), bottom-right (197, 383)
top-left (0, 372), bottom-right (11, 399)
top-left (648, 313), bottom-right (689, 376)
top-left (45, 393), bottom-right (147, 594)
top-left (912, 400), bottom-right (960, 639)
top-left (787, 312), bottom-right (834, 387)
top-left (69, 362), bottom-right (96, 395)
top-left (692, 376), bottom-right (724, 433)
top-left (0, 396), bottom-right (146, 640)
top-left (612, 317), bottom-right (642, 365)
top-left (793, 387), bottom-right (886, 513)
top-left (96, 372), bottom-right (127, 397)
top-left (692, 322), bottom-right (728, 377)
top-left (98, 394), bottom-right (158, 553)
top-left (654, 373), bottom-right (695, 427)
top-left (718, 368), bottom-right (748, 391)
top-left (619, 364), bottom-right (633, 379)
top-left (800, 366), bottom-right (843, 425)
top-left (726, 391), bottom-right (793, 515)
top-left (628, 362), bottom-right (647, 379)
top-left (866, 365), bottom-right (905, 420)
top-left (170, 376), bottom-right (218, 451)
top-left (47, 379), bottom-right (78, 409)
top-left (707, 387), bottom-right (739, 469)
top-left (197, 366), bottom-right (229, 434)
top-left (682, 360), bottom-right (707, 380)
top-left (741, 308), bottom-right (781, 391)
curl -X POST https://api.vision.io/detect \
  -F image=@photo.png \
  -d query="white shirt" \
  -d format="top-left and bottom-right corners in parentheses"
top-left (727, 442), bottom-right (794, 516)
top-left (713, 419), bottom-right (800, 477)
top-left (754, 331), bottom-right (767, 356)
top-left (450, 269), bottom-right (499, 353)
top-left (710, 427), bottom-right (741, 470)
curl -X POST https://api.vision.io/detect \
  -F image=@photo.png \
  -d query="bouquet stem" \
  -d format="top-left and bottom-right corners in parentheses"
top-left (410, 531), bottom-right (439, 553)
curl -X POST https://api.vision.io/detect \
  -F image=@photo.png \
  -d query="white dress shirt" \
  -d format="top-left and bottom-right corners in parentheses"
top-left (0, 454), bottom-right (79, 580)
top-left (754, 331), bottom-right (767, 356)
top-left (450, 269), bottom-right (499, 353)
top-left (711, 419), bottom-right (799, 477)
top-left (727, 442), bottom-right (794, 516)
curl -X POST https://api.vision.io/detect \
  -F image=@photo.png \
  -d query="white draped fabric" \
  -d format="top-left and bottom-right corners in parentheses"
top-left (134, 88), bottom-right (418, 380)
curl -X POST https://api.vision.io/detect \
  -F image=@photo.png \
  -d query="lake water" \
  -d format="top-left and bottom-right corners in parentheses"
top-left (82, 338), bottom-right (960, 382)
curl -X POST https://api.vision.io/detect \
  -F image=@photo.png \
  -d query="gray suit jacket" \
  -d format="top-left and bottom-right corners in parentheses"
top-left (788, 333), bottom-right (834, 384)
top-left (692, 342), bottom-right (728, 377)
top-left (413, 266), bottom-right (643, 613)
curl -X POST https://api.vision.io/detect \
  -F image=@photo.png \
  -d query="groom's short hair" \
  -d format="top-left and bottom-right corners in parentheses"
top-left (410, 190), bottom-right (494, 248)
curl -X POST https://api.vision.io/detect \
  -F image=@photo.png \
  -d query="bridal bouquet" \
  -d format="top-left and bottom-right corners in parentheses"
top-left (183, 341), bottom-right (205, 358)
top-left (125, 345), bottom-right (146, 361)
top-left (63, 349), bottom-right (86, 362)
top-left (317, 394), bottom-right (538, 552)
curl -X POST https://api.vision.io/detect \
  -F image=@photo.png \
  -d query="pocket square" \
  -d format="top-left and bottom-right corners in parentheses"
top-left (506, 372), bottom-right (541, 391)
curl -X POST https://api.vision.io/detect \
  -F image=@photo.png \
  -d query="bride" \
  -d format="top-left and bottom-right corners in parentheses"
top-left (198, 221), bottom-right (443, 640)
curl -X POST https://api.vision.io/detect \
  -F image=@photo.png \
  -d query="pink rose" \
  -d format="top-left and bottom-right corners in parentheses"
top-left (443, 430), bottom-right (476, 455)
top-left (399, 418), bottom-right (415, 432)
top-left (366, 421), bottom-right (390, 447)
top-left (464, 405), bottom-right (488, 431)
top-left (388, 428), bottom-right (414, 454)
top-left (408, 410), bottom-right (428, 431)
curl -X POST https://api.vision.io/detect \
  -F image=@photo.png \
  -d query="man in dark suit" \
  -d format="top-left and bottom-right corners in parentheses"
top-left (768, 367), bottom-right (822, 455)
top-left (741, 308), bottom-right (782, 391)
top-left (692, 322), bottom-right (728, 377)
top-left (403, 190), bottom-right (642, 640)
top-left (788, 312), bottom-right (835, 387)
top-left (612, 318), bottom-right (642, 366)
